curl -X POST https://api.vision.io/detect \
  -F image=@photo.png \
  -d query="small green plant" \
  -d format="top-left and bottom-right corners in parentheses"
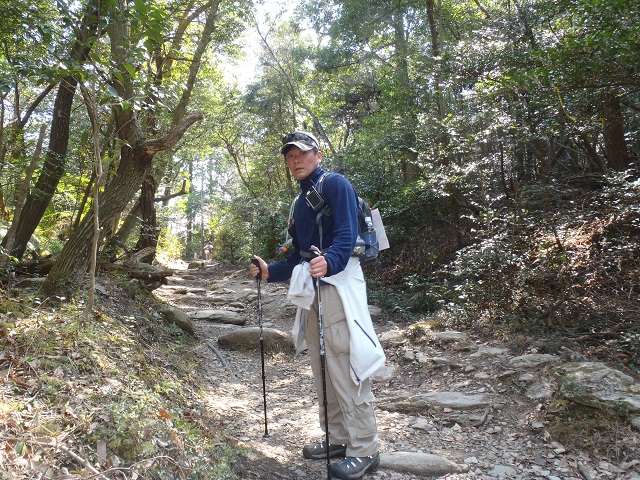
top-left (546, 402), bottom-right (636, 462)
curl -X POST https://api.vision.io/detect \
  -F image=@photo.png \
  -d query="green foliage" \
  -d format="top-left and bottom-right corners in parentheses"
top-left (2, 0), bottom-right (639, 374)
top-left (157, 225), bottom-right (184, 262)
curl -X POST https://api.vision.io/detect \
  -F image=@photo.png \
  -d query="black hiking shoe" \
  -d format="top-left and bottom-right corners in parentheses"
top-left (302, 441), bottom-right (347, 460)
top-left (329, 452), bottom-right (380, 479)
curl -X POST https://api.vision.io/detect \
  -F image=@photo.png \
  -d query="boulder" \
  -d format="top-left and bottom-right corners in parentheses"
top-left (380, 392), bottom-right (492, 413)
top-left (160, 306), bottom-right (195, 334)
top-left (380, 452), bottom-right (468, 475)
top-left (558, 362), bottom-right (640, 413)
top-left (190, 309), bottom-right (246, 325)
top-left (509, 353), bottom-right (561, 369)
top-left (217, 327), bottom-right (294, 353)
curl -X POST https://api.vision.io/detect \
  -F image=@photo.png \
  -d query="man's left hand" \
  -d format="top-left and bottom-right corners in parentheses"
top-left (309, 245), bottom-right (327, 278)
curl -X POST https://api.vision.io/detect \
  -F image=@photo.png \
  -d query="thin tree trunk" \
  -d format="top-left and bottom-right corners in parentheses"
top-left (3, 124), bottom-right (47, 253)
top-left (602, 90), bottom-right (630, 171)
top-left (73, 171), bottom-right (96, 231)
top-left (80, 83), bottom-right (103, 314)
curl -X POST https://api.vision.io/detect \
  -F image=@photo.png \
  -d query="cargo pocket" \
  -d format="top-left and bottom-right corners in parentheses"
top-left (353, 392), bottom-right (377, 440)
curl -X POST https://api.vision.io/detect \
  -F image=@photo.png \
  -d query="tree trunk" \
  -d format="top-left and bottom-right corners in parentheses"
top-left (103, 199), bottom-right (141, 260)
top-left (131, 0), bottom-right (221, 260)
top-left (40, 113), bottom-right (203, 298)
top-left (135, 173), bottom-right (158, 256)
top-left (2, 0), bottom-right (101, 258)
top-left (41, 144), bottom-right (151, 298)
top-left (6, 78), bottom-right (78, 258)
top-left (602, 90), bottom-right (630, 171)
top-left (3, 124), bottom-right (47, 253)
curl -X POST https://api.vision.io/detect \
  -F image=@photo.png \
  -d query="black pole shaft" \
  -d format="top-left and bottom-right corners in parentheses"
top-left (257, 278), bottom-right (270, 438)
top-left (316, 273), bottom-right (331, 480)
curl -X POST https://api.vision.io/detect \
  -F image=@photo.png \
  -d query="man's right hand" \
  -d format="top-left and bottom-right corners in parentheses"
top-left (251, 255), bottom-right (269, 281)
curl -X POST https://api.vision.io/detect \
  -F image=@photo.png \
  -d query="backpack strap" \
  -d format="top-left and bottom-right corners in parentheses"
top-left (313, 172), bottom-right (333, 250)
top-left (282, 194), bottom-right (299, 250)
top-left (287, 172), bottom-right (333, 253)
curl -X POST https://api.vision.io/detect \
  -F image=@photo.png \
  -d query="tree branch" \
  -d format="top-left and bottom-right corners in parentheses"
top-left (142, 112), bottom-right (204, 154)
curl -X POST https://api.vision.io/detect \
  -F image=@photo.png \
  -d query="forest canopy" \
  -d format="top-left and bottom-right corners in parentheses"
top-left (0, 0), bottom-right (638, 354)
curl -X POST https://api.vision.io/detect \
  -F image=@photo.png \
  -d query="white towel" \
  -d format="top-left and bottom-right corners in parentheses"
top-left (287, 263), bottom-right (315, 309)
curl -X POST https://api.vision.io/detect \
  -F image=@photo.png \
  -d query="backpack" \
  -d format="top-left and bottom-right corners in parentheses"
top-left (292, 172), bottom-right (380, 266)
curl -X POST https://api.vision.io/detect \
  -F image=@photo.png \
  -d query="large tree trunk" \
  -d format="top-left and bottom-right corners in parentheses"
top-left (41, 145), bottom-right (151, 298)
top-left (131, 1), bottom-right (221, 259)
top-left (40, 113), bottom-right (203, 297)
top-left (1, 0), bottom-right (101, 258)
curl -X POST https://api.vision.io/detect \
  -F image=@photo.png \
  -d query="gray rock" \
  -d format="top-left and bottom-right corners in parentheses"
top-left (526, 381), bottom-right (554, 400)
top-left (379, 330), bottom-right (405, 348)
top-left (446, 412), bottom-right (488, 425)
top-left (489, 465), bottom-right (518, 477)
top-left (403, 349), bottom-right (416, 361)
top-left (470, 346), bottom-right (510, 358)
top-left (509, 353), bottom-right (561, 369)
top-left (558, 362), bottom-right (640, 413)
top-left (380, 392), bottom-right (492, 413)
top-left (631, 416), bottom-right (640, 431)
top-left (431, 331), bottom-right (467, 343)
top-left (519, 373), bottom-right (536, 382)
top-left (380, 451), bottom-right (467, 475)
top-left (430, 356), bottom-right (456, 366)
top-left (408, 417), bottom-right (433, 431)
top-left (217, 327), bottom-right (293, 353)
top-left (368, 305), bottom-right (383, 317)
top-left (370, 365), bottom-right (397, 382)
top-left (190, 309), bottom-right (246, 325)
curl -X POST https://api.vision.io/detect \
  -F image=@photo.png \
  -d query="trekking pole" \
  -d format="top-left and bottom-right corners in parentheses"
top-left (251, 258), bottom-right (270, 438)
top-left (311, 249), bottom-right (331, 480)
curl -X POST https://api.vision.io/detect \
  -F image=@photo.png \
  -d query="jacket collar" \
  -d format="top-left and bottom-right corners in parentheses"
top-left (299, 167), bottom-right (325, 190)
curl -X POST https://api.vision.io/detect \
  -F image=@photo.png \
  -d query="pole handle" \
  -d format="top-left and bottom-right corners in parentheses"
top-left (251, 258), bottom-right (262, 279)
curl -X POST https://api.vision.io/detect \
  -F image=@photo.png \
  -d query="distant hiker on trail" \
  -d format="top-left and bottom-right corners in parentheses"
top-left (251, 131), bottom-right (385, 480)
top-left (203, 242), bottom-right (212, 261)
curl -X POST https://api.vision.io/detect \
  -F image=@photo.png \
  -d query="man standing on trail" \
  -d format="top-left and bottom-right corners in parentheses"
top-left (251, 131), bottom-right (385, 480)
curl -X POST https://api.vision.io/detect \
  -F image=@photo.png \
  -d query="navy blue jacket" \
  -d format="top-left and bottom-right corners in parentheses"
top-left (268, 167), bottom-right (359, 282)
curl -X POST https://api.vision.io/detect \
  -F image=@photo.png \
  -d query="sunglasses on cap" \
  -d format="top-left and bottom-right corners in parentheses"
top-left (282, 131), bottom-right (319, 149)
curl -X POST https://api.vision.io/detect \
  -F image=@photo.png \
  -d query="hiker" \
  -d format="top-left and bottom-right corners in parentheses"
top-left (203, 242), bottom-right (212, 261)
top-left (250, 131), bottom-right (385, 480)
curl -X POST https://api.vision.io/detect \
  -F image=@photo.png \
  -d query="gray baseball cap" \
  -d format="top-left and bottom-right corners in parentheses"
top-left (281, 131), bottom-right (319, 154)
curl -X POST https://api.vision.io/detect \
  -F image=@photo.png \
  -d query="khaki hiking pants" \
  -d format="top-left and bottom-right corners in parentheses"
top-left (304, 283), bottom-right (379, 457)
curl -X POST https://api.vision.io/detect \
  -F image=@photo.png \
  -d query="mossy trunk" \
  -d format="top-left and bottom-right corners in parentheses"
top-left (40, 144), bottom-right (152, 298)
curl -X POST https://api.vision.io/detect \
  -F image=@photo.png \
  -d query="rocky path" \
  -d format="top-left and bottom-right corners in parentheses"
top-left (154, 262), bottom-right (640, 480)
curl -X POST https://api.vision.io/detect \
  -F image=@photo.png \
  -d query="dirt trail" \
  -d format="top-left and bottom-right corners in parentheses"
top-left (154, 262), bottom-right (638, 480)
